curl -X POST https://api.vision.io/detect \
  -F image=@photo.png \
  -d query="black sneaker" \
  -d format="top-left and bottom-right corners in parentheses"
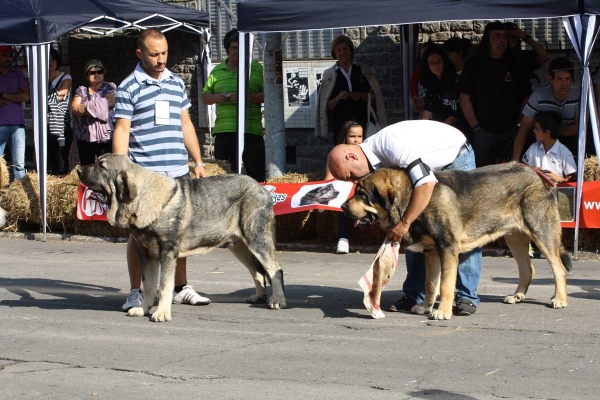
top-left (453, 299), bottom-right (476, 316)
top-left (388, 295), bottom-right (417, 312)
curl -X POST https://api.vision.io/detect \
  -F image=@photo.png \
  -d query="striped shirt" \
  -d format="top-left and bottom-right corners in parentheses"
top-left (114, 64), bottom-right (190, 177)
top-left (203, 59), bottom-right (264, 136)
top-left (522, 84), bottom-right (580, 126)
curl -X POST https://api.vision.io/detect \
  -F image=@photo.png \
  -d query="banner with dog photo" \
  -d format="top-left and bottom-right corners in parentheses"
top-left (77, 180), bottom-right (355, 220)
top-left (76, 181), bottom-right (600, 226)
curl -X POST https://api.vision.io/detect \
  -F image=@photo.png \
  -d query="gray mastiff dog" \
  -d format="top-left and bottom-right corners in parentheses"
top-left (76, 154), bottom-right (286, 322)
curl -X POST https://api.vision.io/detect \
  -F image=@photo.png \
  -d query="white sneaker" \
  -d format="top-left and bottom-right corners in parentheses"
top-left (173, 285), bottom-right (211, 305)
top-left (122, 288), bottom-right (143, 311)
top-left (336, 238), bottom-right (349, 254)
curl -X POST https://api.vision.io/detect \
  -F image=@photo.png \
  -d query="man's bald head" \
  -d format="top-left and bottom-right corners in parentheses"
top-left (326, 144), bottom-right (370, 181)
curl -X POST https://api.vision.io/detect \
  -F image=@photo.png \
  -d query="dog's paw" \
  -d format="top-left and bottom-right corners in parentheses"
top-left (412, 304), bottom-right (432, 315)
top-left (503, 293), bottom-right (526, 304)
top-left (430, 308), bottom-right (453, 320)
top-left (267, 297), bottom-right (287, 310)
top-left (551, 298), bottom-right (568, 309)
top-left (246, 294), bottom-right (268, 304)
top-left (127, 307), bottom-right (146, 317)
top-left (150, 310), bottom-right (172, 322)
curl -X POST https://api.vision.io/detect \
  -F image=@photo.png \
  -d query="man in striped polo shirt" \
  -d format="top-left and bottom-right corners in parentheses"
top-left (203, 29), bottom-right (265, 182)
top-left (512, 57), bottom-right (580, 160)
top-left (113, 28), bottom-right (211, 311)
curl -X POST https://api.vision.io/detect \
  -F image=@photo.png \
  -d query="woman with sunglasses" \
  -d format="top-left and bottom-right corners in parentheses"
top-left (71, 59), bottom-right (117, 165)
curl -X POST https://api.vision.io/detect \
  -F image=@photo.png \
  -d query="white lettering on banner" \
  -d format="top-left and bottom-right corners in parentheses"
top-left (263, 185), bottom-right (288, 205)
top-left (583, 201), bottom-right (600, 210)
top-left (81, 187), bottom-right (108, 217)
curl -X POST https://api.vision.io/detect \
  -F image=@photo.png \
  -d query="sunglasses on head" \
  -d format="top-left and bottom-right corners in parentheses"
top-left (88, 69), bottom-right (104, 76)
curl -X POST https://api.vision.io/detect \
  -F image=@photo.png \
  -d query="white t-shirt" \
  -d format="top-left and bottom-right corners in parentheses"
top-left (359, 120), bottom-right (467, 187)
top-left (522, 139), bottom-right (577, 178)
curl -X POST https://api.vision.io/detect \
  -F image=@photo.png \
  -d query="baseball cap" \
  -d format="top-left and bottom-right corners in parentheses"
top-left (84, 59), bottom-right (105, 75)
top-left (0, 45), bottom-right (14, 54)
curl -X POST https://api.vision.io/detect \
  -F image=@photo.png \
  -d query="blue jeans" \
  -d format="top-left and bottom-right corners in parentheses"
top-left (402, 144), bottom-right (483, 305)
top-left (0, 125), bottom-right (26, 180)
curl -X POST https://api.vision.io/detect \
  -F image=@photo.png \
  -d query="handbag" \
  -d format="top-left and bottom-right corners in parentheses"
top-left (47, 73), bottom-right (69, 138)
top-left (365, 93), bottom-right (382, 139)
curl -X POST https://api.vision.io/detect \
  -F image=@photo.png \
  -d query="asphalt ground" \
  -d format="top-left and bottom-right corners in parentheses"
top-left (0, 235), bottom-right (599, 399)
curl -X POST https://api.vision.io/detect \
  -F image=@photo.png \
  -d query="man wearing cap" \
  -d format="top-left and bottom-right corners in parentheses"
top-left (0, 45), bottom-right (30, 180)
top-left (113, 28), bottom-right (211, 313)
top-left (325, 120), bottom-right (483, 316)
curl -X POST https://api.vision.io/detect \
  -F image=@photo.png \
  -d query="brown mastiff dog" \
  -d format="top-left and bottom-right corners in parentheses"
top-left (77, 154), bottom-right (286, 322)
top-left (342, 162), bottom-right (572, 320)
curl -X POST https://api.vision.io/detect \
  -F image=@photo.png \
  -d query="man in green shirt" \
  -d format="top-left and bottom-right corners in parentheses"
top-left (203, 29), bottom-right (265, 181)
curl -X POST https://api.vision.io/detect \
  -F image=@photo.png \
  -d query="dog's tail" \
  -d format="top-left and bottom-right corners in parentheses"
top-left (560, 248), bottom-right (573, 272)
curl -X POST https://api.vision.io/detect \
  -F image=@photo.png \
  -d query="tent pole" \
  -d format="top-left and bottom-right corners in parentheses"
top-left (27, 44), bottom-right (50, 241)
top-left (236, 32), bottom-right (248, 174)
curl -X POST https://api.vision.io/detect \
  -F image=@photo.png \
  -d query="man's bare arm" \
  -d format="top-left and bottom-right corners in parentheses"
top-left (112, 118), bottom-right (132, 155)
top-left (181, 109), bottom-right (207, 178)
top-left (512, 115), bottom-right (534, 161)
top-left (387, 182), bottom-right (436, 243)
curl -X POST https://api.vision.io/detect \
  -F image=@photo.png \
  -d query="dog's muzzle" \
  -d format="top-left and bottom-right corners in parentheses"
top-left (89, 190), bottom-right (108, 204)
top-left (353, 212), bottom-right (377, 228)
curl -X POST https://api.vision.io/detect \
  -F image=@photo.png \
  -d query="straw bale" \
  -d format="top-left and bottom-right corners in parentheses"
top-left (267, 172), bottom-right (324, 183)
top-left (0, 156), bottom-right (9, 188)
top-left (187, 159), bottom-right (231, 176)
top-left (584, 156), bottom-right (599, 181)
top-left (275, 211), bottom-right (319, 242)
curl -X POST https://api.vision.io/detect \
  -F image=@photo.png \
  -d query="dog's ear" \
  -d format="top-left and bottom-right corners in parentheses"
top-left (374, 184), bottom-right (396, 210)
top-left (115, 171), bottom-right (138, 204)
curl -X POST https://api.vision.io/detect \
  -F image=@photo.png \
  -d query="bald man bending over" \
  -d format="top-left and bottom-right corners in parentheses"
top-left (326, 120), bottom-right (482, 316)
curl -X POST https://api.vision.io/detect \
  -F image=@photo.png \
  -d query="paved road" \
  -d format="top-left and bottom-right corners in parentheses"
top-left (0, 237), bottom-right (599, 399)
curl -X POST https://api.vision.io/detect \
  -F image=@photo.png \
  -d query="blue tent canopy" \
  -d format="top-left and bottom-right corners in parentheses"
top-left (0, 0), bottom-right (209, 45)
top-left (237, 0), bottom-right (581, 32)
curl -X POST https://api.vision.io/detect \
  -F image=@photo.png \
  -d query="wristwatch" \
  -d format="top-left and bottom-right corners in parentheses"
top-left (194, 162), bottom-right (206, 168)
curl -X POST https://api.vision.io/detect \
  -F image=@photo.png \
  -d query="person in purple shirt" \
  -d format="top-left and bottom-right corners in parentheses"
top-left (0, 45), bottom-right (30, 180)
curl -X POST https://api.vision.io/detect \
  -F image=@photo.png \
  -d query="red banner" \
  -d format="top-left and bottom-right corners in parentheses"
top-left (76, 180), bottom-right (600, 228)
top-left (558, 182), bottom-right (600, 229)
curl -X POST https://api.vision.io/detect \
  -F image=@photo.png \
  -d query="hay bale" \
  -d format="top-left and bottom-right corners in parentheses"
top-left (0, 156), bottom-right (9, 188)
top-left (584, 156), bottom-right (599, 181)
top-left (267, 171), bottom-right (324, 183)
top-left (1, 173), bottom-right (41, 228)
top-left (187, 159), bottom-right (231, 176)
top-left (46, 170), bottom-right (80, 230)
top-left (275, 210), bottom-right (319, 242)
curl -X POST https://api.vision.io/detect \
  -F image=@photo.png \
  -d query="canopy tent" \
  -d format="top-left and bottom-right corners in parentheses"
top-left (236, 0), bottom-right (600, 258)
top-left (0, 0), bottom-right (210, 240)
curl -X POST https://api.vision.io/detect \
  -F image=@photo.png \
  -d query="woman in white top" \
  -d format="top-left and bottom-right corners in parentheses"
top-left (47, 48), bottom-right (72, 174)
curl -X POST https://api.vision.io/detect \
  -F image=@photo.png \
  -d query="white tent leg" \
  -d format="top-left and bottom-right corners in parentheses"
top-left (27, 44), bottom-right (50, 241)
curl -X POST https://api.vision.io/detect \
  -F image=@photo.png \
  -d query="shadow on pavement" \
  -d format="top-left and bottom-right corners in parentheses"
top-left (0, 277), bottom-right (123, 312)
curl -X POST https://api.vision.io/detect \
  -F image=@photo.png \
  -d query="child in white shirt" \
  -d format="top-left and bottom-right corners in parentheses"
top-left (522, 111), bottom-right (576, 183)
